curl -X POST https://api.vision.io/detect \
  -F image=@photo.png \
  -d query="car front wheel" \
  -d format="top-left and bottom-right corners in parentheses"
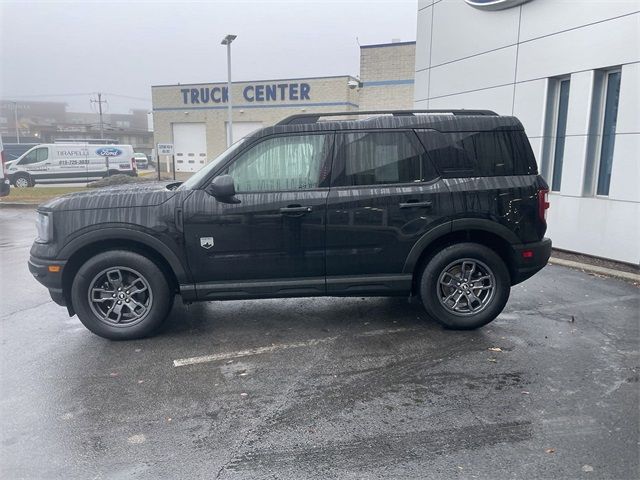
top-left (419, 243), bottom-right (510, 330)
top-left (71, 250), bottom-right (172, 340)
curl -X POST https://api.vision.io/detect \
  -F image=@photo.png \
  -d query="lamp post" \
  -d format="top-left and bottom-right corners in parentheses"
top-left (13, 102), bottom-right (20, 144)
top-left (221, 34), bottom-right (237, 147)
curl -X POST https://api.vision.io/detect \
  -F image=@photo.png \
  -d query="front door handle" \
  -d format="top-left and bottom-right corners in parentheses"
top-left (279, 205), bottom-right (313, 216)
top-left (399, 200), bottom-right (433, 209)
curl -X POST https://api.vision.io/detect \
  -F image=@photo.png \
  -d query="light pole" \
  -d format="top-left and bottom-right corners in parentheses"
top-left (221, 34), bottom-right (237, 147)
top-left (13, 102), bottom-right (20, 144)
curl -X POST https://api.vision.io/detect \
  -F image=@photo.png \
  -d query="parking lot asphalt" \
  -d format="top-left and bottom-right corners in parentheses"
top-left (0, 207), bottom-right (638, 479)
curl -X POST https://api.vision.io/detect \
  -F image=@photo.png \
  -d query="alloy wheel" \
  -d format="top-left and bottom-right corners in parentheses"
top-left (437, 258), bottom-right (495, 316)
top-left (88, 267), bottom-right (153, 326)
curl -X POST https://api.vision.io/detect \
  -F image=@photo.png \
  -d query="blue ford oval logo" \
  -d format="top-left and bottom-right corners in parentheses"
top-left (96, 147), bottom-right (122, 157)
top-left (465, 0), bottom-right (532, 10)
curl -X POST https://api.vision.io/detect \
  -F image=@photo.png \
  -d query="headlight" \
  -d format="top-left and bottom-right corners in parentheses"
top-left (35, 212), bottom-right (53, 243)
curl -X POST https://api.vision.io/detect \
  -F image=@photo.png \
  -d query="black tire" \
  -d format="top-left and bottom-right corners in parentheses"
top-left (12, 173), bottom-right (33, 188)
top-left (71, 250), bottom-right (172, 340)
top-left (419, 242), bottom-right (510, 330)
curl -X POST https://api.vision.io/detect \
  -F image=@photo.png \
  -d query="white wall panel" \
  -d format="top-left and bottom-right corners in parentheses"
top-left (513, 79), bottom-right (547, 137)
top-left (547, 195), bottom-right (640, 264)
top-left (564, 71), bottom-right (594, 137)
top-left (516, 14), bottom-right (640, 82)
top-left (429, 46), bottom-right (517, 98)
top-left (418, 0), bottom-right (435, 10)
top-left (608, 133), bottom-right (640, 203)
top-left (415, 7), bottom-right (433, 72)
top-left (520, 0), bottom-right (640, 42)
top-left (616, 62), bottom-right (640, 134)
top-left (428, 84), bottom-right (514, 115)
top-left (527, 136), bottom-right (543, 170)
top-left (430, 0), bottom-right (520, 65)
top-left (414, 69), bottom-right (430, 102)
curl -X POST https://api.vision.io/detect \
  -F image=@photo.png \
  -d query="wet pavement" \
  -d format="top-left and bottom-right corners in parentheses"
top-left (0, 207), bottom-right (638, 479)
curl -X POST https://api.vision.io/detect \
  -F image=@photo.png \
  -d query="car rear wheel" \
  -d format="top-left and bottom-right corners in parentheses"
top-left (419, 243), bottom-right (510, 330)
top-left (71, 250), bottom-right (172, 340)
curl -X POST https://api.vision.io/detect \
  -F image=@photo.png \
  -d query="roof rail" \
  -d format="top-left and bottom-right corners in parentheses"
top-left (277, 109), bottom-right (498, 125)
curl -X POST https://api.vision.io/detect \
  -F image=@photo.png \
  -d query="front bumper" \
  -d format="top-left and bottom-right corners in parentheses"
top-left (511, 237), bottom-right (552, 285)
top-left (28, 256), bottom-right (67, 306)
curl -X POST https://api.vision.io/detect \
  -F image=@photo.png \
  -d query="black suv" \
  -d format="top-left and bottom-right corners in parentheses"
top-left (29, 110), bottom-right (551, 340)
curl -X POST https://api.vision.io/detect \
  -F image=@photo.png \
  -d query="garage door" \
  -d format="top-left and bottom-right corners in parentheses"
top-left (226, 122), bottom-right (263, 147)
top-left (173, 123), bottom-right (207, 173)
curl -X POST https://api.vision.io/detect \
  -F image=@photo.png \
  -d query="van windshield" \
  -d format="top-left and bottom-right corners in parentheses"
top-left (178, 138), bottom-right (247, 190)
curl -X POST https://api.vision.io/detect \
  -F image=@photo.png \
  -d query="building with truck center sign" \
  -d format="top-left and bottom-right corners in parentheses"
top-left (151, 41), bottom-right (416, 173)
top-left (414, 0), bottom-right (639, 265)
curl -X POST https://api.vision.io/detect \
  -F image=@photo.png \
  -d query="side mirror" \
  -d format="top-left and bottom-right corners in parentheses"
top-left (206, 174), bottom-right (240, 203)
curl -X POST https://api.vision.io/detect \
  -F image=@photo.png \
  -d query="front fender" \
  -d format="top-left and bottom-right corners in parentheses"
top-left (56, 225), bottom-right (190, 284)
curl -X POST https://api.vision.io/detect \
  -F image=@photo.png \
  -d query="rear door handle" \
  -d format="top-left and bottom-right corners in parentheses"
top-left (399, 200), bottom-right (433, 209)
top-left (279, 205), bottom-right (313, 215)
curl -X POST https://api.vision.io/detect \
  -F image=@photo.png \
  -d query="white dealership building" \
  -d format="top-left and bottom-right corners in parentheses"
top-left (415, 0), bottom-right (639, 265)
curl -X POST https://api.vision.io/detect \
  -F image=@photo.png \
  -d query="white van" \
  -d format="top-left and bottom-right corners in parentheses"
top-left (6, 143), bottom-right (137, 187)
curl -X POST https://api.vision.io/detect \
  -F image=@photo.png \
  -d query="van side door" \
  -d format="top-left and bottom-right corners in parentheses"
top-left (325, 129), bottom-right (452, 295)
top-left (53, 145), bottom-right (89, 182)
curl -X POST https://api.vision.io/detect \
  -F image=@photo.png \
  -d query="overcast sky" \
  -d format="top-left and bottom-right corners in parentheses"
top-left (0, 0), bottom-right (417, 113)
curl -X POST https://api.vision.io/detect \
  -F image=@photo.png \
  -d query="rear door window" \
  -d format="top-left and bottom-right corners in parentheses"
top-left (333, 131), bottom-right (436, 186)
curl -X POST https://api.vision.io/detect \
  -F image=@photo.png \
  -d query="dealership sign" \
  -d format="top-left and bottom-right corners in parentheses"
top-left (465, 0), bottom-right (532, 10)
top-left (180, 83), bottom-right (311, 105)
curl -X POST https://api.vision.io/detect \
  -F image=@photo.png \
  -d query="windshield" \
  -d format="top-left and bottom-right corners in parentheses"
top-left (178, 138), bottom-right (247, 190)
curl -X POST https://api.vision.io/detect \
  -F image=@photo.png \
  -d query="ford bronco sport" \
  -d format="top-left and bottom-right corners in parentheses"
top-left (29, 110), bottom-right (551, 340)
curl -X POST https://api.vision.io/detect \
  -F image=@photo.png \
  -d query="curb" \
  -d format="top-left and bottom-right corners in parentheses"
top-left (0, 202), bottom-right (38, 209)
top-left (549, 257), bottom-right (640, 283)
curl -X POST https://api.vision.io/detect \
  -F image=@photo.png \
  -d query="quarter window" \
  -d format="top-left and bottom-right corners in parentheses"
top-left (226, 134), bottom-right (331, 192)
top-left (416, 130), bottom-right (536, 177)
top-left (596, 70), bottom-right (621, 196)
top-left (335, 131), bottom-right (428, 186)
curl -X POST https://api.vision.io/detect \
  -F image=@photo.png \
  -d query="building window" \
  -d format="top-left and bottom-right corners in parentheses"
top-left (595, 70), bottom-right (621, 196)
top-left (549, 78), bottom-right (570, 192)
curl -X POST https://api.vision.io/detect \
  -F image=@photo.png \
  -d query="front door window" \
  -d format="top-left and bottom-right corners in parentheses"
top-left (226, 134), bottom-right (331, 192)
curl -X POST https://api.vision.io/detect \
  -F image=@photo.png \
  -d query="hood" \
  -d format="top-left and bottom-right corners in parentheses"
top-left (39, 181), bottom-right (179, 212)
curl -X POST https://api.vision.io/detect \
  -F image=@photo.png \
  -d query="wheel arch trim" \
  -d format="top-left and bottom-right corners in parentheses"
top-left (402, 219), bottom-right (519, 274)
top-left (58, 227), bottom-right (190, 284)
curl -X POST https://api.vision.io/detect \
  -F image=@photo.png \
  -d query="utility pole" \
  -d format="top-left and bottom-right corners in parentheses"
top-left (13, 102), bottom-right (20, 144)
top-left (91, 93), bottom-right (107, 139)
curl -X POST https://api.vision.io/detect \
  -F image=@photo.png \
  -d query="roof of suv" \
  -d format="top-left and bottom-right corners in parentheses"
top-left (249, 111), bottom-right (525, 140)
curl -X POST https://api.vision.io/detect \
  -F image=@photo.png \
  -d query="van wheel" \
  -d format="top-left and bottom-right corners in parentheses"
top-left (13, 174), bottom-right (33, 188)
top-left (71, 250), bottom-right (172, 340)
top-left (419, 243), bottom-right (510, 330)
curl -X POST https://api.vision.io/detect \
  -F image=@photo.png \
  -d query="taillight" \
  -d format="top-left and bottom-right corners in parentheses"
top-left (537, 188), bottom-right (550, 222)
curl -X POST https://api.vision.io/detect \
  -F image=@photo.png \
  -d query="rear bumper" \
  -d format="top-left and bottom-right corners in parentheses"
top-left (511, 238), bottom-right (552, 285)
top-left (28, 256), bottom-right (67, 306)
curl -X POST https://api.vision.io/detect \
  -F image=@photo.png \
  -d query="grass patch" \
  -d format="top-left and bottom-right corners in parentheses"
top-left (0, 186), bottom-right (87, 204)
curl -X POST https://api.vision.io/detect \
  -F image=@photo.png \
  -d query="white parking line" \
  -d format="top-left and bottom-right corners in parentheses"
top-left (172, 327), bottom-right (417, 367)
